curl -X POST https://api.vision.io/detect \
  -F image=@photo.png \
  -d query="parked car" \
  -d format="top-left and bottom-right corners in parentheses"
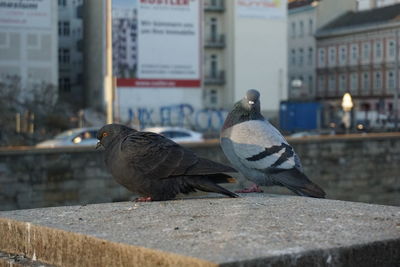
top-left (143, 127), bottom-right (204, 143)
top-left (36, 127), bottom-right (99, 148)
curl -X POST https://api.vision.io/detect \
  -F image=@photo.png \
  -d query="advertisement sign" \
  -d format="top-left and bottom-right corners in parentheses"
top-left (236, 0), bottom-right (287, 19)
top-left (0, 0), bottom-right (52, 28)
top-left (112, 0), bottom-right (201, 88)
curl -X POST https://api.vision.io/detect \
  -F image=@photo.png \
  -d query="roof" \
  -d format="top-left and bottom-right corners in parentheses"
top-left (319, 3), bottom-right (400, 33)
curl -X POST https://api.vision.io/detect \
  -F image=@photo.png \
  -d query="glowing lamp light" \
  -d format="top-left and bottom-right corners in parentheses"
top-left (341, 93), bottom-right (353, 112)
top-left (291, 79), bottom-right (303, 88)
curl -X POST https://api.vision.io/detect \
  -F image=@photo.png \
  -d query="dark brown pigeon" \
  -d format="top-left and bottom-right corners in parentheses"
top-left (96, 124), bottom-right (239, 201)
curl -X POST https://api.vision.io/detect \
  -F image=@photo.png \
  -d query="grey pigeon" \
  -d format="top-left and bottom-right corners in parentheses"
top-left (96, 124), bottom-right (239, 201)
top-left (220, 89), bottom-right (326, 198)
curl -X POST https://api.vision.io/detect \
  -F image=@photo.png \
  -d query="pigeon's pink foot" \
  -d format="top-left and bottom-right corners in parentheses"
top-left (135, 196), bottom-right (153, 202)
top-left (235, 184), bottom-right (263, 193)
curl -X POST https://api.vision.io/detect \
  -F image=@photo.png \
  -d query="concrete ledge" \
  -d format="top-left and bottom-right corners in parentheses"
top-left (0, 195), bottom-right (399, 266)
top-left (0, 219), bottom-right (213, 267)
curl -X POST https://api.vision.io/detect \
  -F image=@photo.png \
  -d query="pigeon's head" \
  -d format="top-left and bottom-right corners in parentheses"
top-left (240, 89), bottom-right (261, 112)
top-left (96, 124), bottom-right (133, 149)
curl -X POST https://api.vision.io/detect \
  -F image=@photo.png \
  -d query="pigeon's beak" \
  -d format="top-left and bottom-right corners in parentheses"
top-left (248, 100), bottom-right (255, 105)
top-left (96, 141), bottom-right (103, 150)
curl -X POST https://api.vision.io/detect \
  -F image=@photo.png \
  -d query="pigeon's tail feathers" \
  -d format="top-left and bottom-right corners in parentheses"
top-left (273, 168), bottom-right (326, 198)
top-left (185, 157), bottom-right (237, 176)
top-left (284, 182), bottom-right (326, 198)
top-left (187, 176), bottom-right (239, 198)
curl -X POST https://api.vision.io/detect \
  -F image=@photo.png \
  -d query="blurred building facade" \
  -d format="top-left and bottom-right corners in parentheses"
top-left (357, 0), bottom-right (400, 10)
top-left (203, 0), bottom-right (226, 109)
top-left (84, 0), bottom-right (288, 125)
top-left (58, 0), bottom-right (84, 106)
top-left (287, 0), bottom-right (357, 100)
top-left (316, 3), bottom-right (400, 129)
top-left (112, 8), bottom-right (137, 78)
top-left (228, 0), bottom-right (288, 118)
top-left (0, 0), bottom-right (58, 98)
top-left (0, 0), bottom-right (288, 127)
top-left (203, 0), bottom-right (288, 118)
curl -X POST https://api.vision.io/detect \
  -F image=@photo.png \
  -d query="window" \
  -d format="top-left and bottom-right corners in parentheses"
top-left (362, 72), bottom-right (369, 91)
top-left (59, 77), bottom-right (71, 92)
top-left (308, 75), bottom-right (313, 94)
top-left (299, 48), bottom-right (304, 66)
top-left (351, 44), bottom-right (358, 62)
top-left (375, 41), bottom-right (382, 59)
top-left (318, 48), bottom-right (325, 66)
top-left (58, 0), bottom-right (66, 6)
top-left (291, 22), bottom-right (296, 38)
top-left (388, 71), bottom-right (395, 91)
top-left (339, 74), bottom-right (346, 92)
top-left (210, 54), bottom-right (217, 77)
top-left (210, 89), bottom-right (217, 105)
top-left (308, 47), bottom-right (313, 65)
top-left (318, 75), bottom-right (325, 93)
top-left (58, 21), bottom-right (70, 36)
top-left (291, 49), bottom-right (296, 65)
top-left (350, 73), bottom-right (358, 92)
top-left (389, 40), bottom-right (395, 58)
top-left (363, 42), bottom-right (370, 60)
top-left (328, 75), bottom-right (336, 92)
top-left (299, 21), bottom-right (304, 37)
top-left (339, 46), bottom-right (347, 64)
top-left (375, 72), bottom-right (382, 89)
top-left (210, 18), bottom-right (217, 41)
top-left (27, 34), bottom-right (38, 48)
top-left (59, 48), bottom-right (70, 63)
top-left (308, 19), bottom-right (313, 36)
top-left (328, 47), bottom-right (336, 65)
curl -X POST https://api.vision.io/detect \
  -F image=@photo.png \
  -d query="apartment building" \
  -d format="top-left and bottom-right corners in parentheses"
top-left (58, 0), bottom-right (84, 105)
top-left (112, 7), bottom-right (137, 78)
top-left (203, 0), bottom-right (226, 108)
top-left (287, 0), bottom-right (357, 100)
top-left (208, 0), bottom-right (288, 119)
top-left (0, 0), bottom-right (58, 99)
top-left (316, 3), bottom-right (400, 127)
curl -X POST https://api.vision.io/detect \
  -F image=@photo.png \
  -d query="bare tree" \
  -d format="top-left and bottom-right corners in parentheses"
top-left (0, 76), bottom-right (78, 146)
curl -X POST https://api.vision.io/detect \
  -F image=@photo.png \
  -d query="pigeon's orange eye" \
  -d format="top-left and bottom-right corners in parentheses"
top-left (102, 132), bottom-right (108, 138)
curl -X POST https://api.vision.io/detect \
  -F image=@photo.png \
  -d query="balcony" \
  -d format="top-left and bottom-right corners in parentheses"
top-left (204, 0), bottom-right (224, 12)
top-left (205, 34), bottom-right (225, 49)
top-left (204, 70), bottom-right (225, 85)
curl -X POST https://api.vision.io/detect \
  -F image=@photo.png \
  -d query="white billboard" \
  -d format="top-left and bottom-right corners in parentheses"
top-left (113, 0), bottom-right (202, 88)
top-left (236, 0), bottom-right (287, 19)
top-left (0, 0), bottom-right (52, 28)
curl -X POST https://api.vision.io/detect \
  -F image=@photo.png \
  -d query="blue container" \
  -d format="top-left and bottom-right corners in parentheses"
top-left (280, 101), bottom-right (321, 132)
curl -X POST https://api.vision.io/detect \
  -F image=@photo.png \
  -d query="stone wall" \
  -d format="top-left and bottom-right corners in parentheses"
top-left (0, 133), bottom-right (399, 211)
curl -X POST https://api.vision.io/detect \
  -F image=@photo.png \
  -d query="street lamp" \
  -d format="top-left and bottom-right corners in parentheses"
top-left (341, 92), bottom-right (353, 134)
top-left (291, 79), bottom-right (303, 88)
